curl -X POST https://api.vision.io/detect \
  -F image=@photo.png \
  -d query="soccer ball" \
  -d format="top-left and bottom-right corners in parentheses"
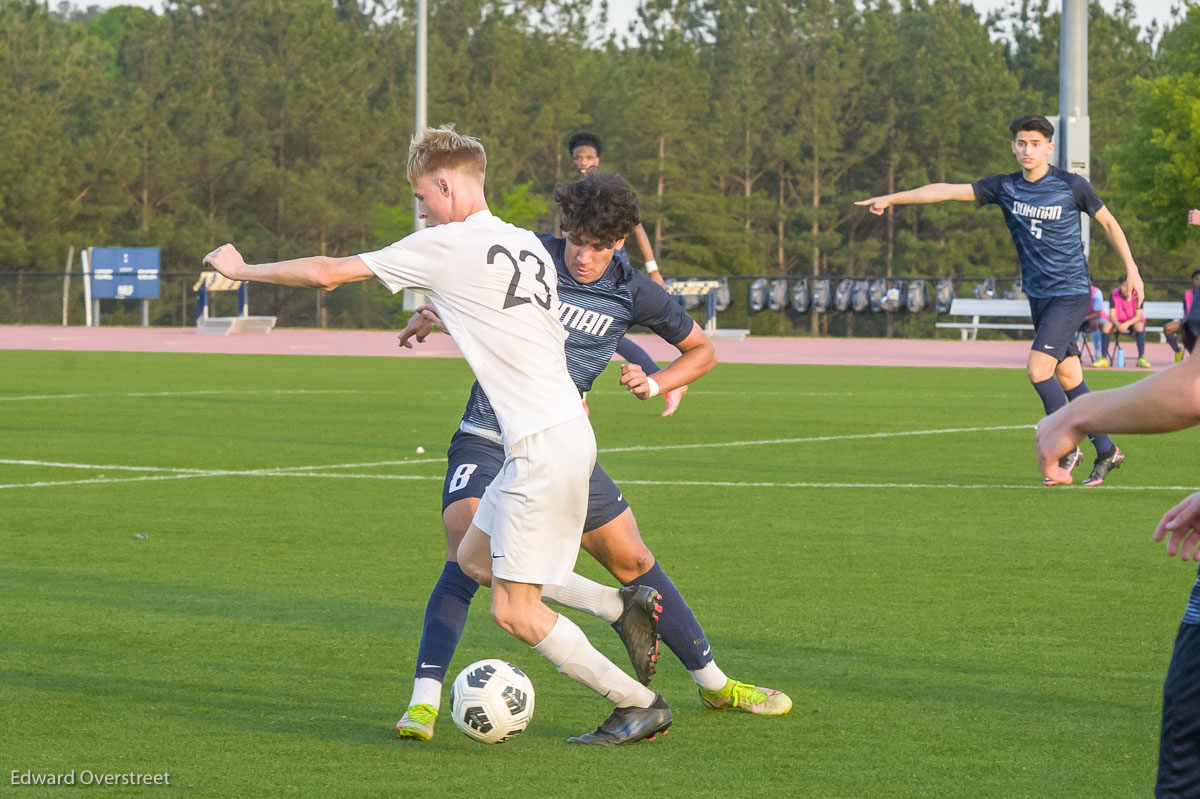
top-left (450, 659), bottom-right (535, 744)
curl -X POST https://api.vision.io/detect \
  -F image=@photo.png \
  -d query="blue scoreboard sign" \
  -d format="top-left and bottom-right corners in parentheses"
top-left (90, 248), bottom-right (161, 299)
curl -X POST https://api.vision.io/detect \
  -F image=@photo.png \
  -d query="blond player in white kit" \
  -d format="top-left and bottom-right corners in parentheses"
top-left (202, 125), bottom-right (671, 745)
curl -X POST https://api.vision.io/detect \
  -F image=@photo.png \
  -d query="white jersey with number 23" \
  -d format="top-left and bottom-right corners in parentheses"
top-left (359, 210), bottom-right (585, 449)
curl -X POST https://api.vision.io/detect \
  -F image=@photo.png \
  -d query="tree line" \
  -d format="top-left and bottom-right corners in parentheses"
top-left (1, 0), bottom-right (1198, 331)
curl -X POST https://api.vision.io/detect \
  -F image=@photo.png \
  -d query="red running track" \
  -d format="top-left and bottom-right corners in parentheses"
top-left (0, 324), bottom-right (1177, 370)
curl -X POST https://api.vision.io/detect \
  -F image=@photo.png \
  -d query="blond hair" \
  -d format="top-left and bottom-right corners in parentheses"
top-left (407, 124), bottom-right (487, 184)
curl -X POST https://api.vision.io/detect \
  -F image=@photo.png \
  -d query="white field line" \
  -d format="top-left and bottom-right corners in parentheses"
top-left (617, 479), bottom-right (1200, 492)
top-left (0, 389), bottom-right (383, 403)
top-left (0, 423), bottom-right (1036, 491)
top-left (598, 424), bottom-right (1033, 454)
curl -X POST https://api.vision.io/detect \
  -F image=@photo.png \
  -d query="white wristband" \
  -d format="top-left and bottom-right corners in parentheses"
top-left (644, 259), bottom-right (659, 273)
top-left (645, 376), bottom-right (660, 398)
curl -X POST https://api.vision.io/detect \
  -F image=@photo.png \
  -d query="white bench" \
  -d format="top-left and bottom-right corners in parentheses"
top-left (937, 298), bottom-right (1187, 342)
top-left (936, 299), bottom-right (1034, 341)
top-left (1138, 300), bottom-right (1185, 337)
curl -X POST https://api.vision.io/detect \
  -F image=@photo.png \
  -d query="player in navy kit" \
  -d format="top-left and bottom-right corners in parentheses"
top-left (395, 172), bottom-right (792, 742)
top-left (857, 114), bottom-right (1144, 486)
top-left (568, 131), bottom-right (689, 417)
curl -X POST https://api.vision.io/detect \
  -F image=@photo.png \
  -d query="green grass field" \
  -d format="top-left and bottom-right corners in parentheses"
top-left (2, 348), bottom-right (1197, 797)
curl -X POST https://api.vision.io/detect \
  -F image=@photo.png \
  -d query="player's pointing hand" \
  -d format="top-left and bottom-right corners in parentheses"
top-left (203, 243), bottom-right (246, 280)
top-left (855, 195), bottom-right (892, 216)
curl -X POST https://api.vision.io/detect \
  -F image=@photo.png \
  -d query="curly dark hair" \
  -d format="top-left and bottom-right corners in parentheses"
top-left (1009, 114), bottom-right (1054, 141)
top-left (555, 172), bottom-right (640, 249)
top-left (567, 130), bottom-right (603, 157)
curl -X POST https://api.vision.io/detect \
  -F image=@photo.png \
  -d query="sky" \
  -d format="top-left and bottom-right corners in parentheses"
top-left (72, 0), bottom-right (1190, 33)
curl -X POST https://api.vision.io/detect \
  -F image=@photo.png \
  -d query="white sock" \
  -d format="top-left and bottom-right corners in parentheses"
top-left (533, 613), bottom-right (655, 708)
top-left (409, 677), bottom-right (443, 711)
top-left (690, 661), bottom-right (730, 693)
top-left (541, 574), bottom-right (623, 623)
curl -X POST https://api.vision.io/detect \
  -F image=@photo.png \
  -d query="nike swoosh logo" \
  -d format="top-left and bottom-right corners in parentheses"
top-left (1043, 344), bottom-right (1055, 349)
top-left (702, 647), bottom-right (711, 657)
top-left (420, 662), bottom-right (438, 669)
top-left (617, 494), bottom-right (623, 502)
top-left (491, 553), bottom-right (504, 559)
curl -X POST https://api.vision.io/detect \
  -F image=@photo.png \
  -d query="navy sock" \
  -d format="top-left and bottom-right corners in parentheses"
top-left (616, 336), bottom-right (661, 376)
top-left (414, 561), bottom-right (479, 682)
top-left (1101, 332), bottom-right (1110, 355)
top-left (1032, 377), bottom-right (1068, 415)
top-left (1136, 331), bottom-right (1146, 357)
top-left (626, 562), bottom-right (712, 670)
top-left (1064, 381), bottom-right (1115, 456)
top-left (1168, 333), bottom-right (1182, 353)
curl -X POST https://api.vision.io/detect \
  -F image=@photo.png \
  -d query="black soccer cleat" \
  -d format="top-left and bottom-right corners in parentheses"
top-left (567, 693), bottom-right (672, 746)
top-left (611, 585), bottom-right (661, 685)
top-left (1082, 446), bottom-right (1124, 486)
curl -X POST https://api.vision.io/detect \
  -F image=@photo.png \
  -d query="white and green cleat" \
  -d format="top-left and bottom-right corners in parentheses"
top-left (396, 703), bottom-right (438, 741)
top-left (700, 680), bottom-right (792, 716)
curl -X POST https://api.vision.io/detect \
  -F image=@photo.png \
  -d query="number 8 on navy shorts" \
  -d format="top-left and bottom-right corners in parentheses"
top-left (442, 428), bottom-right (629, 531)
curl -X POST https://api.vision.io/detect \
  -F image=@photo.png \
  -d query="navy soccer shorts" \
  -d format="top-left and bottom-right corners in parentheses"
top-left (441, 429), bottom-right (629, 532)
top-left (1158, 621), bottom-right (1200, 798)
top-left (1028, 293), bottom-right (1091, 361)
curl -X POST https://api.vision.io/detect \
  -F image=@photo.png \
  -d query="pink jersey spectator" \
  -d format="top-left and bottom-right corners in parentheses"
top-left (1186, 289), bottom-right (1194, 314)
top-left (1111, 287), bottom-right (1141, 323)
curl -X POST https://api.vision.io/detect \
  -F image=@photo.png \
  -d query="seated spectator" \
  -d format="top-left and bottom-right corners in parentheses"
top-left (1105, 275), bottom-right (1149, 368)
top-left (1164, 269), bottom-right (1200, 363)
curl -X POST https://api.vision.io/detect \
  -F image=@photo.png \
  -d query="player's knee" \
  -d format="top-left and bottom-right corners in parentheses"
top-left (611, 549), bottom-right (655, 583)
top-left (458, 553), bottom-right (493, 587)
top-left (489, 604), bottom-right (519, 635)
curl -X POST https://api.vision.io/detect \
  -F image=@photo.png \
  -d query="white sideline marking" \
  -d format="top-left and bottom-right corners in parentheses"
top-left (618, 479), bottom-right (1200, 492)
top-left (0, 423), bottom-right (1037, 491)
top-left (599, 424), bottom-right (1033, 454)
top-left (0, 389), bottom-right (379, 403)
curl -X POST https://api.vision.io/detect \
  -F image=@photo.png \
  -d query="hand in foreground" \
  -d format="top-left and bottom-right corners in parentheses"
top-left (1034, 409), bottom-right (1080, 485)
top-left (202, 243), bottom-right (245, 279)
top-left (854, 196), bottom-right (891, 216)
top-left (398, 304), bottom-right (442, 349)
top-left (1156, 492), bottom-right (1200, 561)
top-left (619, 363), bottom-right (654, 400)
top-left (1129, 272), bottom-right (1146, 309)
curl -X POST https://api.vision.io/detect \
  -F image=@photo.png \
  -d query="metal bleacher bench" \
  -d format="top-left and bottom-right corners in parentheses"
top-left (936, 299), bottom-right (1034, 341)
top-left (937, 298), bottom-right (1185, 342)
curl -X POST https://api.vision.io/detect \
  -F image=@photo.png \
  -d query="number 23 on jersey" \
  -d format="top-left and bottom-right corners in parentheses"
top-left (489, 244), bottom-right (553, 311)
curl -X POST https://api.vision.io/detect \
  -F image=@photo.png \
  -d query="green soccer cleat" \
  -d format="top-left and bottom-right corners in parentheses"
top-left (1137, 356), bottom-right (1152, 368)
top-left (1092, 356), bottom-right (1110, 368)
top-left (700, 680), bottom-right (792, 716)
top-left (1177, 350), bottom-right (1186, 364)
top-left (396, 703), bottom-right (437, 741)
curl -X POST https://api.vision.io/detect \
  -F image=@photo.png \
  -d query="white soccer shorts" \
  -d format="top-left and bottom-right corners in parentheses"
top-left (471, 415), bottom-right (596, 586)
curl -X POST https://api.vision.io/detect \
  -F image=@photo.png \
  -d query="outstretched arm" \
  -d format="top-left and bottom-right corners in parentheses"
top-left (619, 322), bottom-right (716, 400)
top-left (1093, 207), bottom-right (1144, 304)
top-left (855, 183), bottom-right (975, 215)
top-left (203, 243), bottom-right (373, 291)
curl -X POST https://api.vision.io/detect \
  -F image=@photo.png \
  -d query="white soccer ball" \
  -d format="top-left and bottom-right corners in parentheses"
top-left (450, 659), bottom-right (535, 744)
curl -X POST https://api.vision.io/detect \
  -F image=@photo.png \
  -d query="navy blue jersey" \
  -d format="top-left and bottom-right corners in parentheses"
top-left (458, 233), bottom-right (696, 442)
top-left (972, 166), bottom-right (1104, 298)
